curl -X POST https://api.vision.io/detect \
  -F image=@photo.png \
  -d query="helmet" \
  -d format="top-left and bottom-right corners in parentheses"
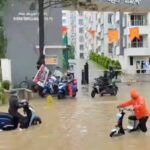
top-left (130, 88), bottom-right (139, 99)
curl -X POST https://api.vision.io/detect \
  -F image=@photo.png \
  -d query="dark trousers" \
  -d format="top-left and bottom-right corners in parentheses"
top-left (138, 116), bottom-right (149, 132)
top-left (9, 111), bottom-right (24, 128)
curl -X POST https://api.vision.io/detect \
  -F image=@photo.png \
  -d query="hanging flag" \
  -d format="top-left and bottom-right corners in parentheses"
top-left (61, 26), bottom-right (68, 34)
top-left (63, 33), bottom-right (68, 45)
top-left (108, 29), bottom-right (119, 43)
top-left (87, 29), bottom-right (96, 39)
top-left (129, 27), bottom-right (140, 41)
top-left (61, 26), bottom-right (68, 45)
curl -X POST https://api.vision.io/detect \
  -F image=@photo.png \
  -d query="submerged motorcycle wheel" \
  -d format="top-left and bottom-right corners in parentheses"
top-left (72, 93), bottom-right (76, 97)
top-left (58, 93), bottom-right (64, 99)
top-left (91, 90), bottom-right (96, 98)
top-left (112, 88), bottom-right (118, 96)
top-left (110, 131), bottom-right (116, 137)
top-left (31, 118), bottom-right (42, 125)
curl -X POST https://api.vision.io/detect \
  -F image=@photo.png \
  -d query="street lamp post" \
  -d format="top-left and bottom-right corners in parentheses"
top-left (37, 0), bottom-right (45, 69)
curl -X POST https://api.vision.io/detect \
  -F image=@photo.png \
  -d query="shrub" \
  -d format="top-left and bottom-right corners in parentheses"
top-left (90, 52), bottom-right (122, 71)
top-left (0, 82), bottom-right (6, 104)
top-left (2, 80), bottom-right (10, 90)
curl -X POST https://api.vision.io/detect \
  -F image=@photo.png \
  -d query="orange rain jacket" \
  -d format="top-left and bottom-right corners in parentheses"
top-left (120, 96), bottom-right (150, 119)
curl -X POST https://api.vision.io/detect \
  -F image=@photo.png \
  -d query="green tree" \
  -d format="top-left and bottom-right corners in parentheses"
top-left (0, 0), bottom-right (7, 58)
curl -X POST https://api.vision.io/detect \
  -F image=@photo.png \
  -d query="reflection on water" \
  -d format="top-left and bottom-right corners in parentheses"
top-left (0, 83), bottom-right (150, 150)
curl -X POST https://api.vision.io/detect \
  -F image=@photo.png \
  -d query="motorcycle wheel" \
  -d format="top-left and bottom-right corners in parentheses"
top-left (32, 118), bottom-right (42, 125)
top-left (112, 87), bottom-right (118, 96)
top-left (58, 93), bottom-right (64, 99)
top-left (110, 131), bottom-right (116, 137)
top-left (91, 90), bottom-right (96, 98)
top-left (72, 93), bottom-right (76, 97)
top-left (38, 88), bottom-right (45, 98)
top-left (101, 92), bottom-right (104, 96)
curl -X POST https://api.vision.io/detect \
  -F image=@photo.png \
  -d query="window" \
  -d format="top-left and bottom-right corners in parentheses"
top-left (79, 28), bottom-right (84, 33)
top-left (79, 44), bottom-right (84, 50)
top-left (79, 11), bottom-right (83, 16)
top-left (130, 15), bottom-right (147, 26)
top-left (130, 57), bottom-right (133, 66)
top-left (79, 36), bottom-right (84, 42)
top-left (62, 19), bottom-right (66, 24)
top-left (79, 19), bottom-right (83, 25)
top-left (80, 53), bottom-right (84, 59)
top-left (62, 12), bottom-right (66, 17)
top-left (108, 43), bottom-right (113, 53)
top-left (131, 36), bottom-right (143, 48)
top-left (108, 14), bottom-right (113, 24)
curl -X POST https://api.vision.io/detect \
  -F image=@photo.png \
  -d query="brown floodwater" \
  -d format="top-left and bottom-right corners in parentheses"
top-left (0, 82), bottom-right (150, 150)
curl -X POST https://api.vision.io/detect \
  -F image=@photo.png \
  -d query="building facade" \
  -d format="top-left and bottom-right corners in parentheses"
top-left (4, 0), bottom-right (63, 85)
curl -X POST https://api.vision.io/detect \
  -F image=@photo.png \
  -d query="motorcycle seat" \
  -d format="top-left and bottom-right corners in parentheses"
top-left (0, 112), bottom-right (14, 120)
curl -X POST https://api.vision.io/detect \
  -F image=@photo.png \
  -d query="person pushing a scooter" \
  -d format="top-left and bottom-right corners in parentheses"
top-left (117, 88), bottom-right (150, 132)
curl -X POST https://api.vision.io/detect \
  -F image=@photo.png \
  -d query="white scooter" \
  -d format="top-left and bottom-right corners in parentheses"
top-left (110, 108), bottom-right (139, 137)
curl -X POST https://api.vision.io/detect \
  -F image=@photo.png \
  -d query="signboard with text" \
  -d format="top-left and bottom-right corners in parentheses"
top-left (45, 56), bottom-right (58, 65)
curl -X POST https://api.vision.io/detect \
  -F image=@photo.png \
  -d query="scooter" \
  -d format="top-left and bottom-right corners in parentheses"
top-left (91, 77), bottom-right (118, 98)
top-left (100, 82), bottom-right (118, 96)
top-left (110, 108), bottom-right (139, 137)
top-left (0, 99), bottom-right (42, 131)
top-left (57, 79), bottom-right (78, 99)
top-left (41, 75), bottom-right (59, 97)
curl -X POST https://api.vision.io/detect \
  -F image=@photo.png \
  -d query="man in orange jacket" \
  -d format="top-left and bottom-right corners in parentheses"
top-left (118, 88), bottom-right (150, 132)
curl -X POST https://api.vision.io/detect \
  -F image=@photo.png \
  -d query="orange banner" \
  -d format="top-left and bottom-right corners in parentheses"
top-left (108, 30), bottom-right (119, 43)
top-left (129, 27), bottom-right (140, 41)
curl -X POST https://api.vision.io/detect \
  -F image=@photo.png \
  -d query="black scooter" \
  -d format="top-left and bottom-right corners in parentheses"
top-left (100, 82), bottom-right (118, 96)
top-left (110, 108), bottom-right (139, 137)
top-left (91, 77), bottom-right (118, 98)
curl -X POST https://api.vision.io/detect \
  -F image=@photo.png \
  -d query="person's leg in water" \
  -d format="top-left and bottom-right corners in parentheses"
top-left (138, 116), bottom-right (149, 132)
top-left (14, 112), bottom-right (26, 129)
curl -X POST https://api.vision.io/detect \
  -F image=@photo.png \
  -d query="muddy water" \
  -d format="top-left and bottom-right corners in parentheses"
top-left (0, 83), bottom-right (150, 150)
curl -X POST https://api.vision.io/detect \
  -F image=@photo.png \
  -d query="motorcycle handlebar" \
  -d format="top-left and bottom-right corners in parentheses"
top-left (118, 107), bottom-right (133, 112)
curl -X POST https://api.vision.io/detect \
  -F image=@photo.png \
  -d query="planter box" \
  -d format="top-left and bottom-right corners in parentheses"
top-left (4, 88), bottom-right (33, 102)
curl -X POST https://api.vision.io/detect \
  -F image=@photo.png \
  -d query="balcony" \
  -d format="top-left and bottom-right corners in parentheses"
top-left (125, 48), bottom-right (150, 56)
top-left (124, 26), bottom-right (150, 35)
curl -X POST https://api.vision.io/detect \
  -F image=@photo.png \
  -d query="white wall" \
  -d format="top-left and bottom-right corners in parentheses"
top-left (1, 59), bottom-right (12, 82)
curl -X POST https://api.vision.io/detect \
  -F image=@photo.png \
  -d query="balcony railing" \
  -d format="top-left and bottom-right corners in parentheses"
top-left (130, 20), bottom-right (147, 26)
top-left (128, 42), bottom-right (144, 48)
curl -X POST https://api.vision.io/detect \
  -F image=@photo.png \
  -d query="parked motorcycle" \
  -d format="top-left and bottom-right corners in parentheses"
top-left (0, 99), bottom-right (42, 131)
top-left (57, 78), bottom-right (78, 99)
top-left (40, 75), bottom-right (59, 97)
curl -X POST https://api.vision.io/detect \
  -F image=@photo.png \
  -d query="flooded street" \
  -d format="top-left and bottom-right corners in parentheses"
top-left (1, 82), bottom-right (150, 150)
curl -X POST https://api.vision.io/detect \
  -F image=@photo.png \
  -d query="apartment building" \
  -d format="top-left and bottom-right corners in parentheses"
top-left (121, 12), bottom-right (150, 74)
top-left (62, 10), bottom-right (150, 74)
top-left (62, 10), bottom-right (101, 60)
